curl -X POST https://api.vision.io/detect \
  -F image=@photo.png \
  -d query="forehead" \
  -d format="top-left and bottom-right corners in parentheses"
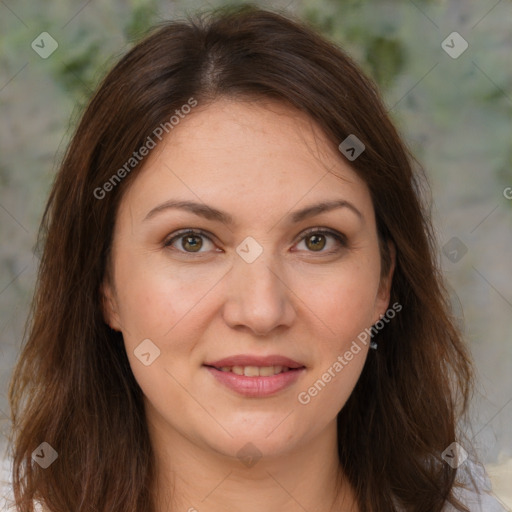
top-left (119, 98), bottom-right (373, 224)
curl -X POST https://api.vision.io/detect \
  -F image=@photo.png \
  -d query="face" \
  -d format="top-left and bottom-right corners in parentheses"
top-left (102, 98), bottom-right (394, 463)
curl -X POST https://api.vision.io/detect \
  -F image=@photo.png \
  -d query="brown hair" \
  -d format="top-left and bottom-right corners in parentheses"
top-left (8, 5), bottom-right (476, 511)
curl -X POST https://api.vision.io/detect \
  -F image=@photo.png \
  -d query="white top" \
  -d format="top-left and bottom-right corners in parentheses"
top-left (443, 458), bottom-right (509, 512)
top-left (0, 449), bottom-right (508, 511)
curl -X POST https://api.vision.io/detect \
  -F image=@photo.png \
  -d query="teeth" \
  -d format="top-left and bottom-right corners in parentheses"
top-left (217, 365), bottom-right (290, 376)
top-left (259, 366), bottom-right (276, 376)
top-left (244, 366), bottom-right (260, 377)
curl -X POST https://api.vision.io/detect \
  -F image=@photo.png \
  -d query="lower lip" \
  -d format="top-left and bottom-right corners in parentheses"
top-left (204, 366), bottom-right (305, 397)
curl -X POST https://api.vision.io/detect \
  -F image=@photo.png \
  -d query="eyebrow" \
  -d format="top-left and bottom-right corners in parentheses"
top-left (143, 198), bottom-right (363, 225)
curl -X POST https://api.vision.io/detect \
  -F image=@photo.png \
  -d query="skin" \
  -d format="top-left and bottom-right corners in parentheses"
top-left (102, 98), bottom-right (395, 512)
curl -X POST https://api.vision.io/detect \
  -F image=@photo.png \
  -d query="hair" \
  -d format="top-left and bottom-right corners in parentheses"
top-left (8, 5), bottom-right (476, 512)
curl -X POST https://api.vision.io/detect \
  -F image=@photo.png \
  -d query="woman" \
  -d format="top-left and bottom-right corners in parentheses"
top-left (6, 5), bottom-right (506, 512)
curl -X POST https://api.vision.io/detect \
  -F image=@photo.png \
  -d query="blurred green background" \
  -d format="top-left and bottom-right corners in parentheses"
top-left (1, 0), bottom-right (511, 501)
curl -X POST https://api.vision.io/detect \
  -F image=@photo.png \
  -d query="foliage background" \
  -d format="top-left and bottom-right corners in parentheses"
top-left (0, 0), bottom-right (511, 502)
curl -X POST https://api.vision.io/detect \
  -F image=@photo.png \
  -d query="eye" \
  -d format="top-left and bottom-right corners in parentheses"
top-left (294, 228), bottom-right (347, 254)
top-left (163, 227), bottom-right (347, 256)
top-left (163, 229), bottom-right (216, 254)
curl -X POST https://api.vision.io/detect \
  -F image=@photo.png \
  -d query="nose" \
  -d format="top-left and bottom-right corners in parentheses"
top-left (222, 249), bottom-right (296, 337)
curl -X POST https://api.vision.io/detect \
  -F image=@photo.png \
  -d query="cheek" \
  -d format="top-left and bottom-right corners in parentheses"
top-left (112, 250), bottom-right (214, 342)
top-left (296, 319), bottom-right (369, 426)
top-left (293, 259), bottom-right (378, 411)
top-left (112, 252), bottom-right (221, 387)
top-left (116, 275), bottom-right (176, 342)
top-left (301, 260), bottom-right (380, 343)
top-left (114, 267), bottom-right (198, 409)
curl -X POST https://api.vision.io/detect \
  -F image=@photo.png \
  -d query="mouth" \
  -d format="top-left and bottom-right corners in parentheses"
top-left (203, 355), bottom-right (306, 397)
top-left (204, 354), bottom-right (305, 370)
top-left (205, 364), bottom-right (301, 377)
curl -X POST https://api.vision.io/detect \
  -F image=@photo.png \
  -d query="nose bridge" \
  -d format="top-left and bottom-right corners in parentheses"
top-left (223, 236), bottom-right (294, 334)
top-left (237, 245), bottom-right (279, 290)
top-left (234, 238), bottom-right (284, 301)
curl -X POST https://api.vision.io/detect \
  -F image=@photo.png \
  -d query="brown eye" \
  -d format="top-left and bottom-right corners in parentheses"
top-left (181, 234), bottom-right (203, 252)
top-left (305, 233), bottom-right (327, 251)
top-left (295, 228), bottom-right (347, 255)
top-left (164, 229), bottom-right (215, 254)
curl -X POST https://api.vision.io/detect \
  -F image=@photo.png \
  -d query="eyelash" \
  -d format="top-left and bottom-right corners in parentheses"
top-left (163, 227), bottom-right (347, 256)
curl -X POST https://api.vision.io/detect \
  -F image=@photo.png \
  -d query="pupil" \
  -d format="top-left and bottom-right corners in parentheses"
top-left (184, 235), bottom-right (202, 252)
top-left (308, 234), bottom-right (325, 251)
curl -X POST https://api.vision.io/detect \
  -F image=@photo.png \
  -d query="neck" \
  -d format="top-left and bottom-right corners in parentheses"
top-left (149, 416), bottom-right (357, 512)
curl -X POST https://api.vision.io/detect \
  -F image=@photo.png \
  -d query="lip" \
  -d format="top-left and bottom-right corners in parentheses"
top-left (203, 354), bottom-right (306, 398)
top-left (205, 366), bottom-right (305, 397)
top-left (205, 354), bottom-right (304, 369)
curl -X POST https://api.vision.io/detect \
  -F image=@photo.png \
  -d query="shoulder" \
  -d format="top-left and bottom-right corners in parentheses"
top-left (0, 450), bottom-right (46, 512)
top-left (442, 458), bottom-right (509, 512)
top-left (1, 449), bottom-right (13, 510)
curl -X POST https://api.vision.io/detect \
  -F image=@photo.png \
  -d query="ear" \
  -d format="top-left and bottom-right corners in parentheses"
top-left (373, 239), bottom-right (396, 323)
top-left (100, 280), bottom-right (122, 331)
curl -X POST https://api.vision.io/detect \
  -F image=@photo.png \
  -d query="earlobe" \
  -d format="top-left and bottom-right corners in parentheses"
top-left (100, 281), bottom-right (122, 331)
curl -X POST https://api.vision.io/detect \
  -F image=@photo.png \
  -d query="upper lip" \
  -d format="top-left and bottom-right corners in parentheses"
top-left (205, 354), bottom-right (305, 369)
